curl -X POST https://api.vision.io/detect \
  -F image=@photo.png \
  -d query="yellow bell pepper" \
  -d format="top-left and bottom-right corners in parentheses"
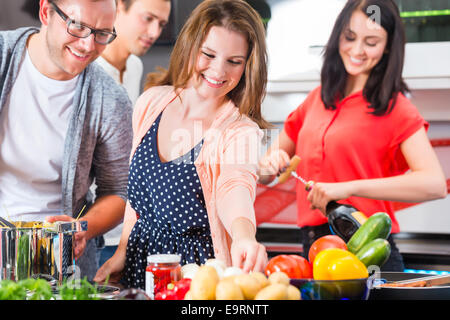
top-left (313, 248), bottom-right (368, 280)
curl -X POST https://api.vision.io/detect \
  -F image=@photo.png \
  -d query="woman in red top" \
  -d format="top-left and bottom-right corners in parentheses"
top-left (258, 0), bottom-right (447, 271)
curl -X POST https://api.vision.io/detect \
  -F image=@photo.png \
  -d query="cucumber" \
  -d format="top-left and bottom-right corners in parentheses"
top-left (356, 238), bottom-right (391, 268)
top-left (347, 212), bottom-right (392, 254)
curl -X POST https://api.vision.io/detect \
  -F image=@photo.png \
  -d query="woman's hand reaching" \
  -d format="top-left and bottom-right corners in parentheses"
top-left (93, 249), bottom-right (126, 284)
top-left (230, 236), bottom-right (268, 273)
top-left (229, 217), bottom-right (268, 273)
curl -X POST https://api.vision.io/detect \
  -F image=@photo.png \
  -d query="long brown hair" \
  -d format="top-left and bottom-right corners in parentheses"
top-left (321, 0), bottom-right (408, 115)
top-left (144, 0), bottom-right (270, 128)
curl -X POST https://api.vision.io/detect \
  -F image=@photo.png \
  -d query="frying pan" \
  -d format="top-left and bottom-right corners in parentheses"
top-left (369, 272), bottom-right (450, 300)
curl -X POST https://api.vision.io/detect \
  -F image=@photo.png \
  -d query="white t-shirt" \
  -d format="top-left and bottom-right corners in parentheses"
top-left (0, 49), bottom-right (78, 222)
top-left (96, 54), bottom-right (143, 246)
top-left (96, 54), bottom-right (143, 105)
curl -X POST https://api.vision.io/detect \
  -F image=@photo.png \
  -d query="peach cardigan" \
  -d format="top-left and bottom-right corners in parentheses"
top-left (124, 85), bottom-right (263, 266)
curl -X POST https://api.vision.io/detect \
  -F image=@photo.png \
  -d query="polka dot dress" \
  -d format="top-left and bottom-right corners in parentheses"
top-left (123, 112), bottom-right (214, 289)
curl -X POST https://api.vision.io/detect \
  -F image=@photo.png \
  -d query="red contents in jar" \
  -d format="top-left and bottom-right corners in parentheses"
top-left (145, 254), bottom-right (181, 299)
top-left (146, 264), bottom-right (181, 293)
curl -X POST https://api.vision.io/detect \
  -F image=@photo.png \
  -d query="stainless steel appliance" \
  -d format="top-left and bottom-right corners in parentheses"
top-left (0, 221), bottom-right (87, 284)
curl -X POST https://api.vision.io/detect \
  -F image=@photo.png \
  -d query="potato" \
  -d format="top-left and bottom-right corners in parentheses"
top-left (190, 265), bottom-right (219, 300)
top-left (287, 285), bottom-right (301, 300)
top-left (233, 273), bottom-right (263, 300)
top-left (215, 280), bottom-right (244, 300)
top-left (268, 271), bottom-right (290, 285)
top-left (184, 290), bottom-right (193, 300)
top-left (220, 275), bottom-right (237, 283)
top-left (254, 283), bottom-right (288, 300)
top-left (249, 271), bottom-right (270, 288)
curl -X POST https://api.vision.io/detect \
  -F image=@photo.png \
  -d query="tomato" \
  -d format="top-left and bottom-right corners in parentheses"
top-left (289, 255), bottom-right (313, 279)
top-left (308, 235), bottom-right (348, 264)
top-left (312, 248), bottom-right (368, 280)
top-left (265, 254), bottom-right (313, 279)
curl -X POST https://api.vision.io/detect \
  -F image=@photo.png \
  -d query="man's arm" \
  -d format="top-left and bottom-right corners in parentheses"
top-left (47, 74), bottom-right (133, 258)
top-left (79, 195), bottom-right (126, 240)
top-left (46, 195), bottom-right (125, 259)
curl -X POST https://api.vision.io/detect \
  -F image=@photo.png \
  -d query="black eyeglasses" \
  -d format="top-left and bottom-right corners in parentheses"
top-left (50, 1), bottom-right (117, 45)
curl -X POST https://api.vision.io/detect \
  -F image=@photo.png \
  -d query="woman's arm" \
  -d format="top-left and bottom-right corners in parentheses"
top-left (114, 202), bottom-right (138, 258)
top-left (216, 184), bottom-right (267, 273)
top-left (230, 216), bottom-right (267, 273)
top-left (307, 127), bottom-right (447, 212)
top-left (214, 124), bottom-right (269, 272)
top-left (257, 129), bottom-right (296, 184)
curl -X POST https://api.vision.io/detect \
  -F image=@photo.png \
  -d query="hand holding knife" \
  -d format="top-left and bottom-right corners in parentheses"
top-left (267, 155), bottom-right (314, 191)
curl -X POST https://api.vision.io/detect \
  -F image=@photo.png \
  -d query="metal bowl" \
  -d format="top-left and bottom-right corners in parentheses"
top-left (290, 278), bottom-right (371, 300)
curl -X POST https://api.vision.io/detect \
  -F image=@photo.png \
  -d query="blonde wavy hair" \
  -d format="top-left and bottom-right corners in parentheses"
top-left (144, 0), bottom-right (270, 129)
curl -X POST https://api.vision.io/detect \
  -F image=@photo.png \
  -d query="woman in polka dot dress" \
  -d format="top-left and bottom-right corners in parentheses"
top-left (94, 0), bottom-right (270, 289)
top-left (123, 114), bottom-right (214, 287)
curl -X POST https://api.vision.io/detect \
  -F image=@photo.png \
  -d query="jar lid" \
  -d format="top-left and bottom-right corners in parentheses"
top-left (147, 254), bottom-right (181, 264)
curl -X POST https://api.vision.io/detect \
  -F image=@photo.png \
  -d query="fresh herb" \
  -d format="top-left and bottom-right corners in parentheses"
top-left (0, 277), bottom-right (109, 300)
top-left (0, 278), bottom-right (53, 300)
top-left (20, 278), bottom-right (54, 300)
top-left (58, 277), bottom-right (100, 300)
top-left (0, 280), bottom-right (27, 300)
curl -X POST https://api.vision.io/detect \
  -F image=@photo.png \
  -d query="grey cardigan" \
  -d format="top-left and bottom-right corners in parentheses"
top-left (0, 27), bottom-right (133, 279)
top-left (0, 27), bottom-right (133, 217)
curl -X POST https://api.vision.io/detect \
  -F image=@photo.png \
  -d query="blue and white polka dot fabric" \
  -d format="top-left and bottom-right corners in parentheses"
top-left (123, 112), bottom-right (214, 289)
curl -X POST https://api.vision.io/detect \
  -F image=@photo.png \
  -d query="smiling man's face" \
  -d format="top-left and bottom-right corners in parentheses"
top-left (44, 0), bottom-right (116, 79)
top-left (114, 0), bottom-right (171, 57)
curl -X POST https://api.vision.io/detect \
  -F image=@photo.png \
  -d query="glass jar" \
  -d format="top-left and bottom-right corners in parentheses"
top-left (145, 254), bottom-right (181, 299)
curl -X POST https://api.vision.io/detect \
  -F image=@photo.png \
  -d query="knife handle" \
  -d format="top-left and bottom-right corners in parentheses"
top-left (278, 155), bottom-right (301, 184)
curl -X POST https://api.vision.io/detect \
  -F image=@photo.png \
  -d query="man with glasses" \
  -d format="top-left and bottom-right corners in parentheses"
top-left (0, 0), bottom-right (132, 281)
top-left (95, 0), bottom-right (171, 269)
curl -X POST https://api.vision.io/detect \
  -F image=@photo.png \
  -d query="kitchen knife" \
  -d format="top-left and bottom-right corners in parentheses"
top-left (379, 274), bottom-right (450, 288)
